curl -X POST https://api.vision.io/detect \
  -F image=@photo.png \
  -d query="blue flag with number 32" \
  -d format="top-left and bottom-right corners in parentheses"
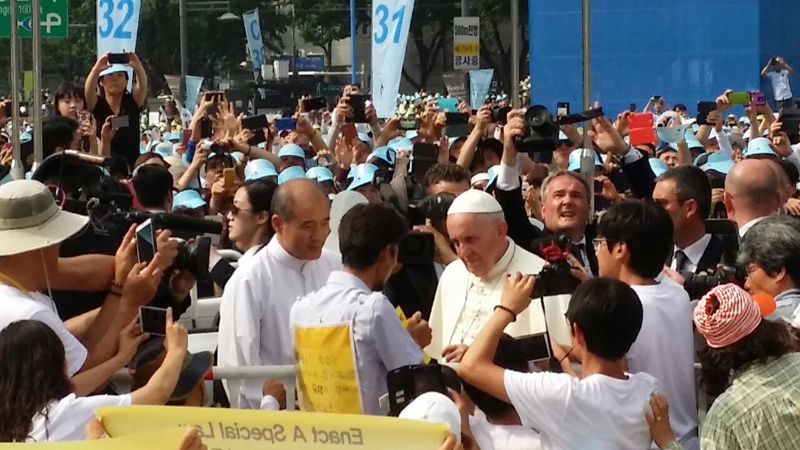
top-left (372, 0), bottom-right (415, 118)
top-left (96, 0), bottom-right (141, 57)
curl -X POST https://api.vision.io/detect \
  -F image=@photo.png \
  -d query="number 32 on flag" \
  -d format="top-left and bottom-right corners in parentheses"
top-left (96, 0), bottom-right (142, 56)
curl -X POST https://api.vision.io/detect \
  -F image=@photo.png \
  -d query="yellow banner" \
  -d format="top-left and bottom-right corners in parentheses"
top-left (295, 324), bottom-right (363, 414)
top-left (0, 428), bottom-right (186, 449)
top-left (99, 406), bottom-right (449, 450)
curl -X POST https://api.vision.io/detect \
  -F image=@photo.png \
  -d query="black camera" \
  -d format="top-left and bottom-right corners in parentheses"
top-left (492, 105), bottom-right (512, 125)
top-left (531, 235), bottom-right (580, 298)
top-left (515, 105), bottom-right (561, 155)
top-left (407, 193), bottom-right (455, 227)
top-left (387, 363), bottom-right (461, 416)
top-left (122, 212), bottom-right (222, 279)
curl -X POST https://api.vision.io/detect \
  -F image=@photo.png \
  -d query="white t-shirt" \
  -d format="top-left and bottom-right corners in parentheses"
top-left (28, 393), bottom-right (131, 442)
top-left (504, 369), bottom-right (659, 450)
top-left (469, 415), bottom-right (542, 450)
top-left (767, 70), bottom-right (793, 101)
top-left (628, 279), bottom-right (698, 450)
top-left (0, 285), bottom-right (87, 376)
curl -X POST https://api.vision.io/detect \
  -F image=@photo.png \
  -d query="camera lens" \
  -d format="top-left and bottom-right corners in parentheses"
top-left (493, 106), bottom-right (512, 125)
top-left (525, 105), bottom-right (552, 128)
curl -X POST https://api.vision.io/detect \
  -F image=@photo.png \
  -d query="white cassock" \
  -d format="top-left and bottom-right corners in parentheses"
top-left (426, 238), bottom-right (547, 358)
top-left (217, 236), bottom-right (342, 409)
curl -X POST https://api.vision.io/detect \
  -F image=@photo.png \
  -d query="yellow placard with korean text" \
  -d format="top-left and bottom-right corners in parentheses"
top-left (295, 323), bottom-right (363, 414)
top-left (98, 406), bottom-right (449, 450)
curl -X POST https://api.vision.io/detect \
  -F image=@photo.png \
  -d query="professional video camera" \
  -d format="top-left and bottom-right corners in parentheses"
top-left (386, 362), bottom-right (461, 416)
top-left (531, 235), bottom-right (581, 298)
top-left (681, 219), bottom-right (745, 299)
top-left (400, 193), bottom-right (456, 265)
top-left (32, 151), bottom-right (222, 280)
top-left (514, 105), bottom-right (605, 155)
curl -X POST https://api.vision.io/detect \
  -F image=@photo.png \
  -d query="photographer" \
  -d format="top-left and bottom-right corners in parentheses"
top-left (0, 180), bottom-right (168, 395)
top-left (84, 53), bottom-right (148, 172)
top-left (739, 215), bottom-right (800, 325)
top-left (761, 56), bottom-right (794, 110)
top-left (459, 276), bottom-right (659, 449)
top-left (291, 204), bottom-right (430, 415)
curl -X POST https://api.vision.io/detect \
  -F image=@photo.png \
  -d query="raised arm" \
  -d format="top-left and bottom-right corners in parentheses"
top-left (128, 53), bottom-right (148, 108)
top-left (85, 54), bottom-right (110, 111)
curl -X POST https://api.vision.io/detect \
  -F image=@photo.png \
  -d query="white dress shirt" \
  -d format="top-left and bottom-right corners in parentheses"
top-left (738, 216), bottom-right (767, 238)
top-left (290, 271), bottom-right (423, 415)
top-left (427, 238), bottom-right (546, 357)
top-left (671, 234), bottom-right (711, 273)
top-left (217, 236), bottom-right (342, 409)
top-left (767, 70), bottom-right (793, 101)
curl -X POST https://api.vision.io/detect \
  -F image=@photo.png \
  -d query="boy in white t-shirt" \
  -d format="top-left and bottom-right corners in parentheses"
top-left (761, 56), bottom-right (794, 110)
top-left (459, 275), bottom-right (660, 450)
top-left (595, 201), bottom-right (698, 450)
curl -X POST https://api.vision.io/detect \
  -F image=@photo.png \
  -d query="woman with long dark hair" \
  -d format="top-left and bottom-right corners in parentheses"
top-left (0, 313), bottom-right (187, 443)
top-left (53, 82), bottom-right (98, 154)
top-left (226, 179), bottom-right (276, 264)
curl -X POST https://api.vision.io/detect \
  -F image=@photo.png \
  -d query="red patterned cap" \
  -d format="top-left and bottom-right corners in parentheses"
top-left (693, 284), bottom-right (762, 348)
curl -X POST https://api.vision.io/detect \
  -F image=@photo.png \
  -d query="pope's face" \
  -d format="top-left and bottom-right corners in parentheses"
top-left (446, 213), bottom-right (508, 278)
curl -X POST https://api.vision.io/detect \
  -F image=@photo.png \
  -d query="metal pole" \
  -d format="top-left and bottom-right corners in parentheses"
top-left (32, 0), bottom-right (42, 165)
top-left (582, 0), bottom-right (591, 111)
top-left (291, 1), bottom-right (297, 77)
top-left (510, 0), bottom-right (520, 108)
top-left (349, 0), bottom-right (356, 84)
top-left (179, 0), bottom-right (188, 101)
top-left (9, 0), bottom-right (22, 179)
top-left (461, 0), bottom-right (469, 16)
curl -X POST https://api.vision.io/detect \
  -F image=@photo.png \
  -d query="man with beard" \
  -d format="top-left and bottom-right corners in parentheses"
top-left (290, 204), bottom-right (431, 414)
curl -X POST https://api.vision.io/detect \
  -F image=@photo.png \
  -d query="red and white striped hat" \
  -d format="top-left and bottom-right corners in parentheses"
top-left (693, 284), bottom-right (762, 348)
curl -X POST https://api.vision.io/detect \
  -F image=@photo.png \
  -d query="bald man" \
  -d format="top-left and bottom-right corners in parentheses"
top-left (427, 189), bottom-right (547, 361)
top-left (723, 159), bottom-right (782, 237)
top-left (218, 179), bottom-right (342, 408)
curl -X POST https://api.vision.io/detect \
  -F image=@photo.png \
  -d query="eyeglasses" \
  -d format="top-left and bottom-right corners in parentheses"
top-left (230, 205), bottom-right (254, 217)
top-left (592, 238), bottom-right (607, 251)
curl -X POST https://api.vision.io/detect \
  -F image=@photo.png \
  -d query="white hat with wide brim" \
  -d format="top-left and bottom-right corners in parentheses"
top-left (0, 180), bottom-right (89, 256)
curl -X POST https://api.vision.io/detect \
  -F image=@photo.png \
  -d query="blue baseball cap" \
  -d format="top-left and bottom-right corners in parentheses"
top-left (567, 148), bottom-right (603, 172)
top-left (744, 137), bottom-right (777, 159)
top-left (153, 142), bottom-right (174, 160)
top-left (172, 190), bottom-right (207, 210)
top-left (368, 146), bottom-right (397, 167)
top-left (244, 159), bottom-right (278, 182)
top-left (389, 137), bottom-right (414, 152)
top-left (278, 144), bottom-right (306, 159)
top-left (99, 64), bottom-right (129, 78)
top-left (306, 166), bottom-right (335, 183)
top-left (347, 163), bottom-right (379, 191)
top-left (648, 158), bottom-right (669, 177)
top-left (702, 150), bottom-right (735, 175)
top-left (278, 165), bottom-right (306, 185)
top-left (164, 132), bottom-right (181, 143)
top-left (357, 132), bottom-right (373, 150)
top-left (486, 165), bottom-right (501, 190)
top-left (406, 130), bottom-right (418, 140)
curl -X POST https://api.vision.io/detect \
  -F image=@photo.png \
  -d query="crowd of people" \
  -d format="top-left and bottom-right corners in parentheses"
top-left (0, 50), bottom-right (799, 450)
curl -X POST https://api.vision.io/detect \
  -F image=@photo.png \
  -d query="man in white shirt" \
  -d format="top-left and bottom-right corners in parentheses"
top-left (761, 56), bottom-right (794, 110)
top-left (291, 203), bottom-right (430, 415)
top-left (427, 189), bottom-right (546, 362)
top-left (595, 201), bottom-right (699, 450)
top-left (218, 179), bottom-right (342, 409)
top-left (723, 159), bottom-right (781, 237)
top-left (459, 276), bottom-right (660, 450)
top-left (0, 180), bottom-right (167, 395)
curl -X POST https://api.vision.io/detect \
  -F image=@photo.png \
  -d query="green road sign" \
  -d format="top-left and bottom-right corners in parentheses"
top-left (0, 0), bottom-right (69, 39)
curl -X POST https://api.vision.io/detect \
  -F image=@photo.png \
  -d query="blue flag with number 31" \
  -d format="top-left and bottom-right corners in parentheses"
top-left (372, 0), bottom-right (415, 118)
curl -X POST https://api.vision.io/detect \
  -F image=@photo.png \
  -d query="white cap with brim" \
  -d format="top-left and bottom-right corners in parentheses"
top-left (398, 392), bottom-right (461, 442)
top-left (448, 189), bottom-right (502, 215)
top-left (0, 180), bottom-right (89, 256)
top-left (99, 64), bottom-right (129, 78)
top-left (324, 191), bottom-right (369, 253)
top-left (470, 173), bottom-right (489, 187)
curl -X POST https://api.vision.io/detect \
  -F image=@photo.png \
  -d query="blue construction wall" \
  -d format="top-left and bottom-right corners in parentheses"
top-left (528, 0), bottom-right (781, 116)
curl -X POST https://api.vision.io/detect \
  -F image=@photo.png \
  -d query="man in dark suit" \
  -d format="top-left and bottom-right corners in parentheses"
top-left (653, 165), bottom-right (725, 298)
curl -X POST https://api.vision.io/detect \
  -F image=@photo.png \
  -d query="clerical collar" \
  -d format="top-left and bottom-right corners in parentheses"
top-left (480, 238), bottom-right (516, 283)
top-left (268, 236), bottom-right (308, 270)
